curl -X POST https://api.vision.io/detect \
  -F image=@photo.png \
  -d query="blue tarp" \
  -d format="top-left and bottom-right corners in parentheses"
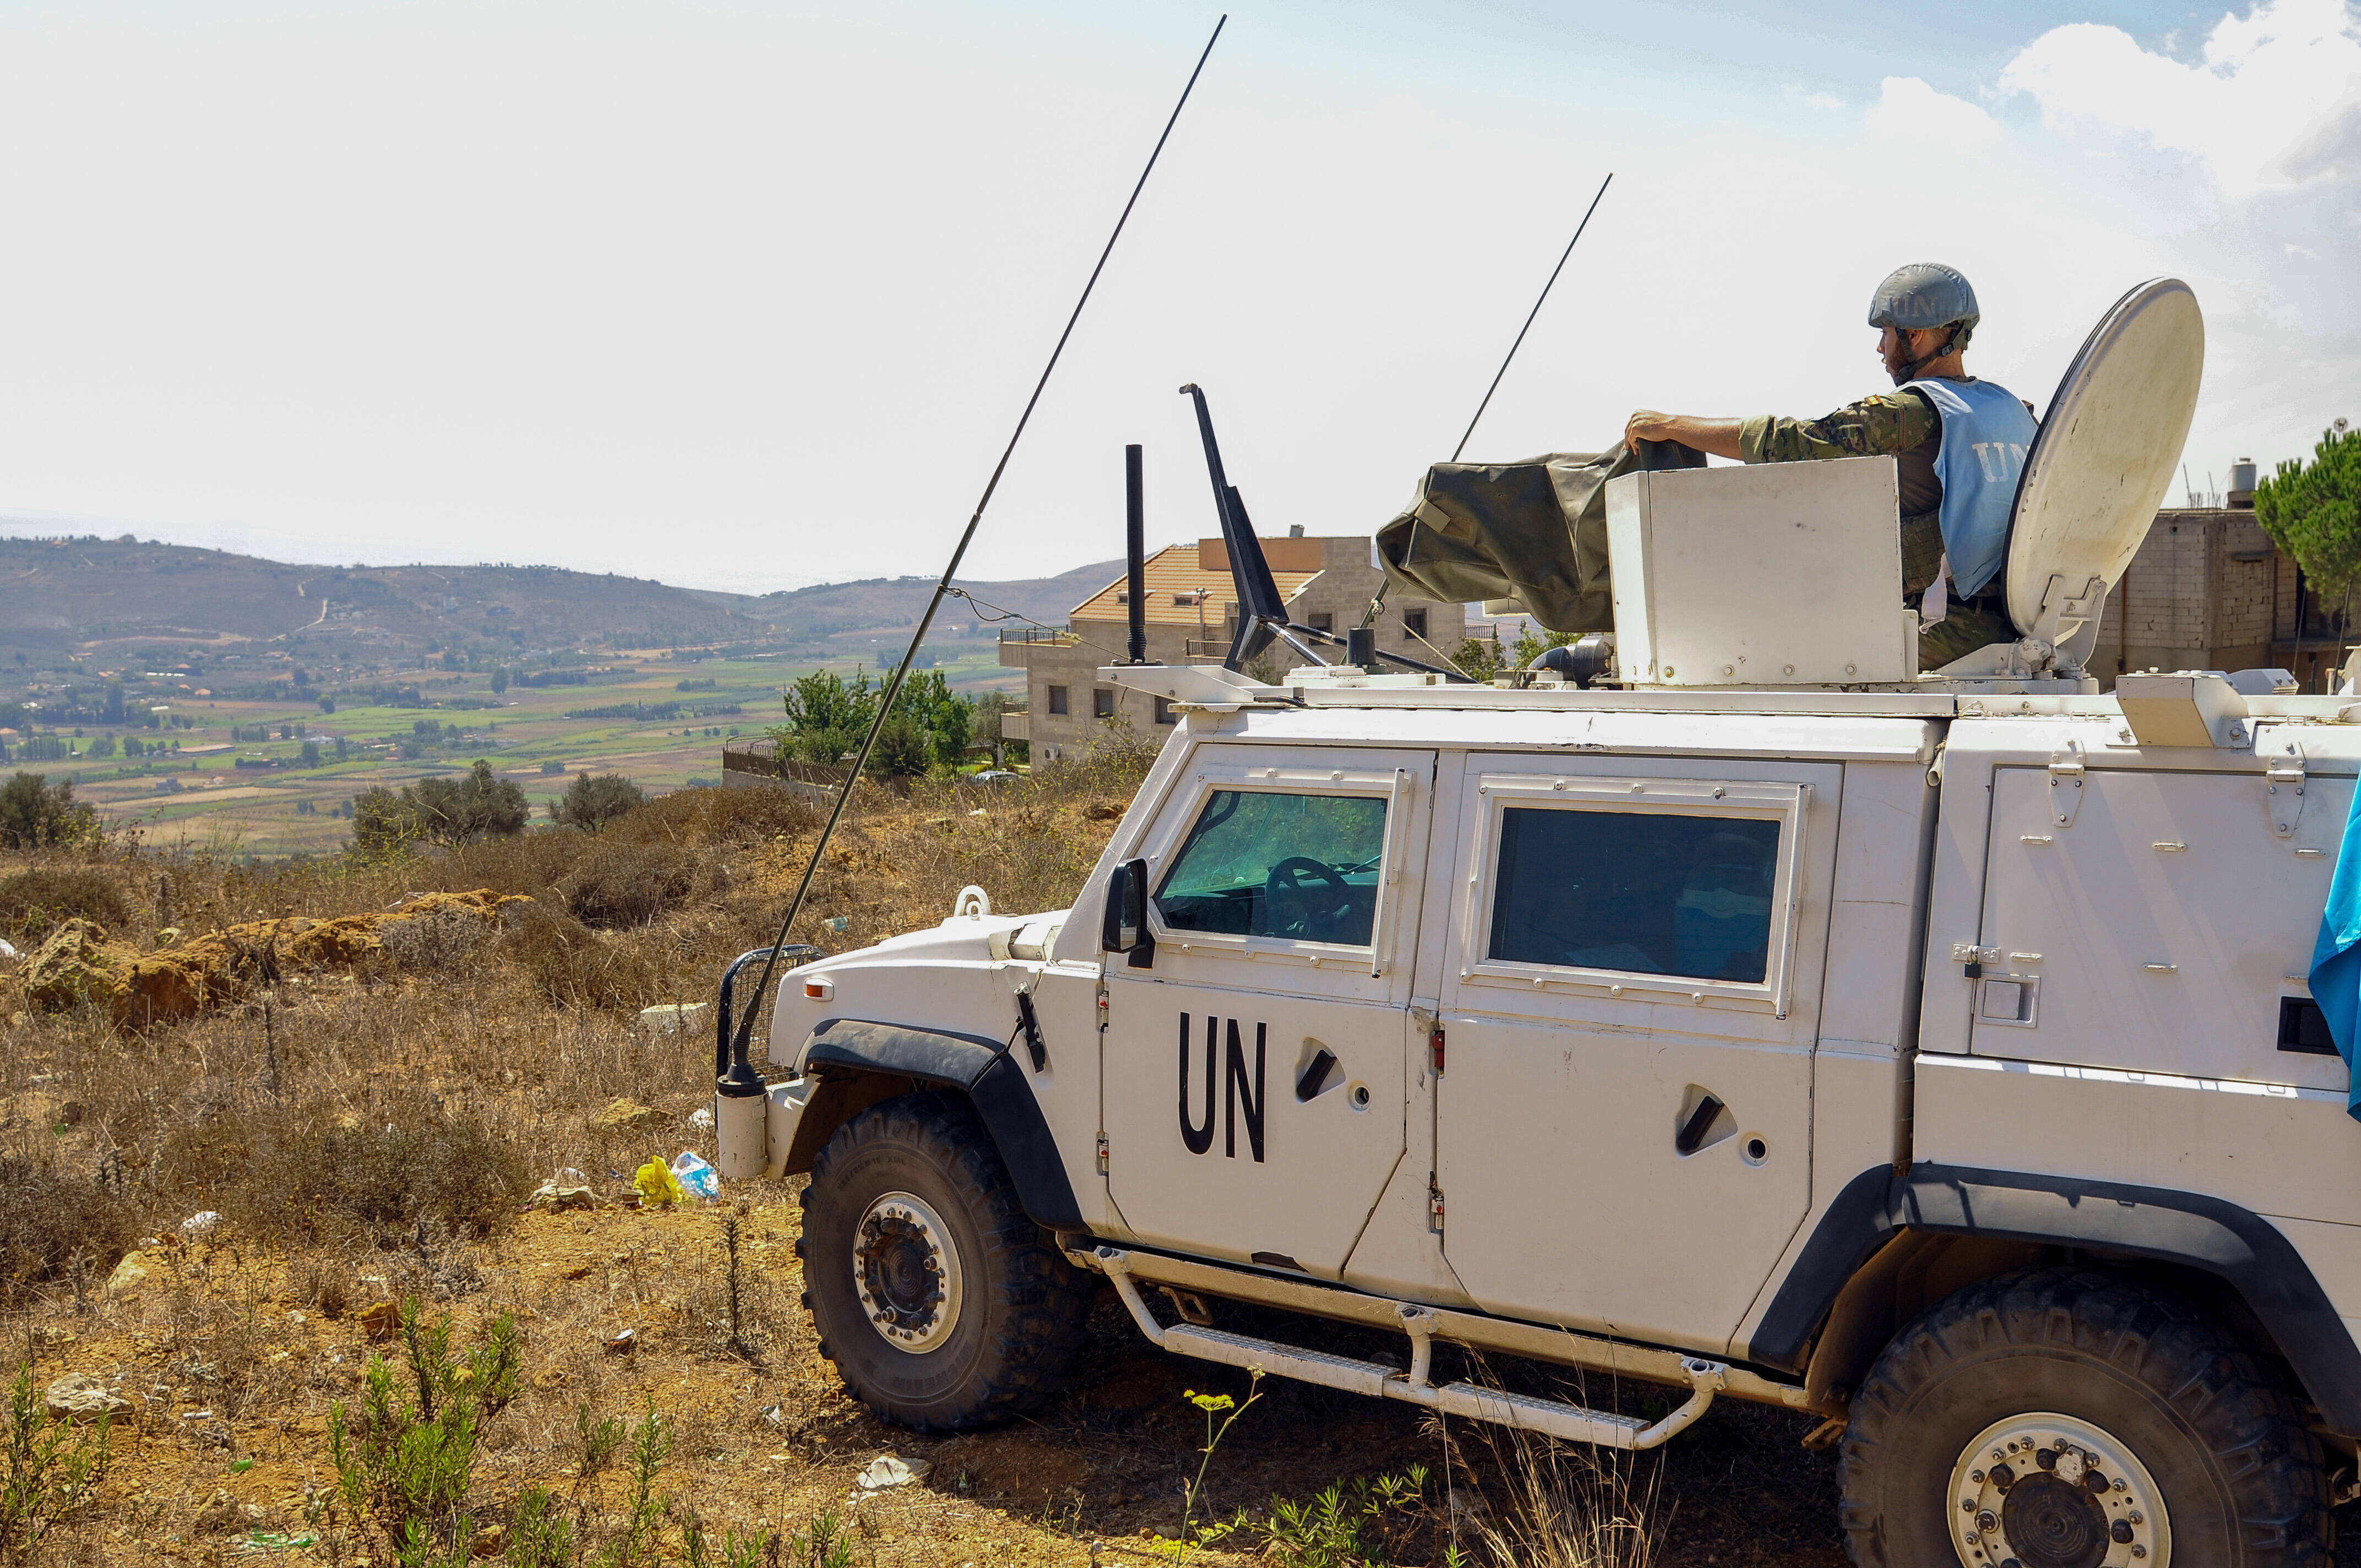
top-left (2308, 780), bottom-right (2361, 1121)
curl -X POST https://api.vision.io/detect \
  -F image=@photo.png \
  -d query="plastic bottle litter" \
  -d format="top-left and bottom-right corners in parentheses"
top-left (671, 1151), bottom-right (720, 1202)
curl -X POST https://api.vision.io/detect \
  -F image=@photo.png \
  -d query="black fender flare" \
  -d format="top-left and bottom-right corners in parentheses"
top-left (795, 1018), bottom-right (1084, 1233)
top-left (1750, 1162), bottom-right (2361, 1436)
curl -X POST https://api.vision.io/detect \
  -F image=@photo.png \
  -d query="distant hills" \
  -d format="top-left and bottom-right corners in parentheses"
top-left (0, 535), bottom-right (1124, 672)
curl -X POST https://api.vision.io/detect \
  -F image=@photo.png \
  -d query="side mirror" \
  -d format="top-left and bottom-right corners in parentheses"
top-left (1101, 858), bottom-right (1155, 966)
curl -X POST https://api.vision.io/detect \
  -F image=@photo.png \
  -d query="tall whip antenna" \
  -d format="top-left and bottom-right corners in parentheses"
top-left (725, 16), bottom-right (1228, 1071)
top-left (1450, 171), bottom-right (1612, 462)
top-left (1362, 170), bottom-right (1612, 632)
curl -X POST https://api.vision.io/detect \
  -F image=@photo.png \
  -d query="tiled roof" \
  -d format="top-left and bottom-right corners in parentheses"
top-left (1070, 544), bottom-right (1320, 625)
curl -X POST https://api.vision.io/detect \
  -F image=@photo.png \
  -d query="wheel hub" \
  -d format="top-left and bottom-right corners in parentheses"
top-left (851, 1191), bottom-right (964, 1353)
top-left (1948, 1414), bottom-right (2167, 1568)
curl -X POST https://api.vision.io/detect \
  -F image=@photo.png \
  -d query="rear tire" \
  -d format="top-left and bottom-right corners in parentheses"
top-left (1838, 1267), bottom-right (2331, 1566)
top-left (799, 1090), bottom-right (1089, 1431)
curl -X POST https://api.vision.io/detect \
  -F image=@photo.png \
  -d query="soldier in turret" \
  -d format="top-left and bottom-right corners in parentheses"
top-left (1622, 263), bottom-right (2037, 668)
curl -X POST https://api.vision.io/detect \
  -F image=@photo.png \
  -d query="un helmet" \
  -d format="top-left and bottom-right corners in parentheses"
top-left (1869, 263), bottom-right (1979, 362)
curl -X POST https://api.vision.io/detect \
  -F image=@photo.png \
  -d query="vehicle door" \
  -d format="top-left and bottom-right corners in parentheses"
top-left (1101, 743), bottom-right (1434, 1280)
top-left (1971, 761), bottom-right (2353, 1091)
top-left (1435, 753), bottom-right (1839, 1351)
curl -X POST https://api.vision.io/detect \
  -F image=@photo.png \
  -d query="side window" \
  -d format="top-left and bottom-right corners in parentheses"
top-left (1093, 688), bottom-right (1117, 719)
top-left (1402, 608), bottom-right (1428, 639)
top-left (1155, 790), bottom-right (1388, 945)
top-left (1047, 685), bottom-right (1069, 716)
top-left (1152, 696), bottom-right (1177, 726)
top-left (1490, 808), bottom-right (1780, 982)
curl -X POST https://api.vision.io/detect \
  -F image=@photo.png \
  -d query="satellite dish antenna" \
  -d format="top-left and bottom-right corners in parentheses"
top-left (2003, 278), bottom-right (2204, 669)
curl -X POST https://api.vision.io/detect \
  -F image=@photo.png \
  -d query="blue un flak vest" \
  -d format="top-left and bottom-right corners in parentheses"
top-left (1906, 377), bottom-right (2038, 602)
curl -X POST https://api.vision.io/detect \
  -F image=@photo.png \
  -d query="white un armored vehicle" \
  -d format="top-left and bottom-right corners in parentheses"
top-left (718, 280), bottom-right (2359, 1565)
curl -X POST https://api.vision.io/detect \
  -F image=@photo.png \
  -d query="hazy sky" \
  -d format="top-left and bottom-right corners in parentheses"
top-left (0, 0), bottom-right (2354, 592)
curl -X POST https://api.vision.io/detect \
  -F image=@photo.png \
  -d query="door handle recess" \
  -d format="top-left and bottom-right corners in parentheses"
top-left (1674, 1093), bottom-right (1728, 1157)
top-left (1296, 1047), bottom-right (1340, 1102)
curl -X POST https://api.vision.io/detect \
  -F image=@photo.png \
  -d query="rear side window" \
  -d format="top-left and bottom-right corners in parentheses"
top-left (1156, 790), bottom-right (1388, 945)
top-left (1489, 808), bottom-right (1780, 982)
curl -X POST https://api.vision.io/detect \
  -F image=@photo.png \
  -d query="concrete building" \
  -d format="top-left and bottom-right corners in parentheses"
top-left (1000, 534), bottom-right (1464, 760)
top-left (2092, 508), bottom-right (2277, 680)
top-left (2092, 502), bottom-right (2355, 689)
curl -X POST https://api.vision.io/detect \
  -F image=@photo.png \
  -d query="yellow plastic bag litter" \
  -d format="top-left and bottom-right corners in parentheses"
top-left (634, 1155), bottom-right (688, 1209)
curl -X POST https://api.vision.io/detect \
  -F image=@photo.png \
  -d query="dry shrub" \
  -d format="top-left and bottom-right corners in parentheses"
top-left (557, 841), bottom-right (699, 929)
top-left (501, 903), bottom-right (662, 1009)
top-left (0, 867), bottom-right (132, 944)
top-left (607, 783), bottom-right (818, 847)
top-left (379, 903), bottom-right (494, 974)
top-left (156, 1101), bottom-right (531, 1245)
top-left (0, 1153), bottom-right (139, 1305)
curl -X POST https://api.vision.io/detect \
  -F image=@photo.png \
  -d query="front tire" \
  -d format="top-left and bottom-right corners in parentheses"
top-left (1838, 1268), bottom-right (2331, 1567)
top-left (799, 1091), bottom-right (1089, 1431)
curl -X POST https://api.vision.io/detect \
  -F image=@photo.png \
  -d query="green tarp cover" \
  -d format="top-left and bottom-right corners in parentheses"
top-left (1374, 448), bottom-right (1649, 634)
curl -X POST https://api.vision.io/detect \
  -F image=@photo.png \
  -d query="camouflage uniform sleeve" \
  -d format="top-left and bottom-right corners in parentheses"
top-left (1739, 390), bottom-right (1940, 465)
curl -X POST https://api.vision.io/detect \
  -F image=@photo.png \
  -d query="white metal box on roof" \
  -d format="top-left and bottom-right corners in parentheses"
top-left (1604, 456), bottom-right (1915, 687)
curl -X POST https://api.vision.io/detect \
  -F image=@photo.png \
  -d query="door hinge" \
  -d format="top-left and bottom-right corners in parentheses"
top-left (1096, 1133), bottom-right (1109, 1175)
top-left (1428, 1025), bottom-right (1446, 1077)
top-left (1427, 1178), bottom-right (1445, 1234)
top-left (2267, 742), bottom-right (2306, 839)
top-left (2047, 742), bottom-right (2087, 829)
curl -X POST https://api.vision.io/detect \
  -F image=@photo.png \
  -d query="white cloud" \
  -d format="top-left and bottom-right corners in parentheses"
top-left (2000, 0), bottom-right (2361, 194)
top-left (1867, 76), bottom-right (2004, 147)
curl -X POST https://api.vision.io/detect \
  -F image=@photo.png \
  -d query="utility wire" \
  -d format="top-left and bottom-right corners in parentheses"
top-left (726, 16), bottom-right (1228, 1072)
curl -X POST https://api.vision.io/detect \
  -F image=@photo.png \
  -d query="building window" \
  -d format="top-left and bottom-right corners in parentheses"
top-left (1047, 685), bottom-right (1069, 716)
top-left (1094, 688), bottom-right (1117, 720)
top-left (1403, 608), bottom-right (1428, 640)
top-left (1309, 612), bottom-right (1333, 633)
top-left (1153, 696), bottom-right (1177, 725)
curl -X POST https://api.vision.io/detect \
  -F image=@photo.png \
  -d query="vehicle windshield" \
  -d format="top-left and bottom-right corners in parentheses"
top-left (1155, 789), bottom-right (1387, 945)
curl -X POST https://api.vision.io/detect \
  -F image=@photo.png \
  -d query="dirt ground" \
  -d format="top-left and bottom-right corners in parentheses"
top-left (13, 1185), bottom-right (1862, 1567)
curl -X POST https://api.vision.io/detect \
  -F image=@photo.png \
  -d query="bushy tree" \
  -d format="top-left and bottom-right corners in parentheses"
top-left (0, 774), bottom-right (96, 850)
top-left (898, 669), bottom-right (972, 769)
top-left (2259, 420), bottom-right (2361, 623)
top-left (551, 770), bottom-right (645, 831)
top-left (864, 709), bottom-right (934, 778)
top-left (349, 761), bottom-right (529, 856)
top-left (489, 667), bottom-right (509, 695)
top-left (774, 669), bottom-right (877, 764)
top-left (774, 666), bottom-right (979, 777)
top-left (1453, 625), bottom-right (1509, 683)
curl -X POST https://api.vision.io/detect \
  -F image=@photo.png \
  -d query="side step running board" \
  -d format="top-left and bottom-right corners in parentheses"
top-left (1094, 1247), bottom-right (1726, 1450)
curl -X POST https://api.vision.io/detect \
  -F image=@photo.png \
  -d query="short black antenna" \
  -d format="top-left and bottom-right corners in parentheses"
top-left (1180, 383), bottom-right (1323, 671)
top-left (1180, 382), bottom-right (1464, 681)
